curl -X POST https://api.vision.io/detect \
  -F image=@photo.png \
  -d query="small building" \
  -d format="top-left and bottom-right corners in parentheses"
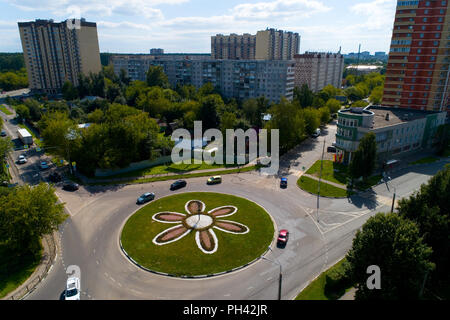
top-left (335, 105), bottom-right (447, 165)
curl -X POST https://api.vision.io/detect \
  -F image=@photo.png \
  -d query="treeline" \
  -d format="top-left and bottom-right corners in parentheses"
top-left (11, 65), bottom-right (382, 174)
top-left (0, 53), bottom-right (25, 72)
top-left (0, 68), bottom-right (28, 91)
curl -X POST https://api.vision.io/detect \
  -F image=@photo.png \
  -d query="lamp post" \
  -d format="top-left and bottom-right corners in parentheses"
top-left (262, 246), bottom-right (282, 300)
top-left (316, 138), bottom-right (326, 222)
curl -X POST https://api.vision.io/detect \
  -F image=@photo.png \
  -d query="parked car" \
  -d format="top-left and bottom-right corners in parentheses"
top-left (327, 146), bottom-right (336, 153)
top-left (0, 130), bottom-right (6, 137)
top-left (17, 155), bottom-right (27, 164)
top-left (170, 179), bottom-right (187, 190)
top-left (65, 277), bottom-right (80, 300)
top-left (207, 176), bottom-right (222, 185)
top-left (48, 172), bottom-right (62, 183)
top-left (277, 229), bottom-right (290, 247)
top-left (40, 161), bottom-right (49, 170)
top-left (62, 181), bottom-right (79, 191)
top-left (280, 177), bottom-right (288, 188)
top-left (136, 192), bottom-right (155, 204)
top-left (312, 128), bottom-right (321, 138)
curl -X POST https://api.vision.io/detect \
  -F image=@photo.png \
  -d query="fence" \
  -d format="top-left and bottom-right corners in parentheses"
top-left (7, 232), bottom-right (57, 300)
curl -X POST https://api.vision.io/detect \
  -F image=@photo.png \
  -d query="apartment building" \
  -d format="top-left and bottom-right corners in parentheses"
top-left (294, 52), bottom-right (344, 92)
top-left (211, 33), bottom-right (256, 60)
top-left (18, 19), bottom-right (101, 94)
top-left (211, 28), bottom-right (300, 60)
top-left (382, 0), bottom-right (450, 112)
top-left (111, 55), bottom-right (295, 102)
top-left (336, 105), bottom-right (447, 164)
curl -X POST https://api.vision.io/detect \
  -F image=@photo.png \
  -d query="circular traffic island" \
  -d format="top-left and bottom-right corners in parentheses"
top-left (120, 192), bottom-right (275, 277)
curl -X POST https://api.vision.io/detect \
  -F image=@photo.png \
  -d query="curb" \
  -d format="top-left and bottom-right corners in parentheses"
top-left (118, 191), bottom-right (276, 280)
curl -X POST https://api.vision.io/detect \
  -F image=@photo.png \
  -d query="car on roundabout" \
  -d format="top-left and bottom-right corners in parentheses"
top-left (64, 277), bottom-right (80, 300)
top-left (17, 155), bottom-right (27, 164)
top-left (277, 229), bottom-right (289, 247)
top-left (207, 176), bottom-right (222, 185)
top-left (136, 192), bottom-right (155, 204)
top-left (280, 177), bottom-right (288, 188)
top-left (170, 179), bottom-right (187, 191)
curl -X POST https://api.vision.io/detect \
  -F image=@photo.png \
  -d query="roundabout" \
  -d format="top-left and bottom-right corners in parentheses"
top-left (120, 192), bottom-right (275, 277)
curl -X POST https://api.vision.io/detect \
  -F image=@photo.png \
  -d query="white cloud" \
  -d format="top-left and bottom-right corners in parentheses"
top-left (351, 0), bottom-right (396, 30)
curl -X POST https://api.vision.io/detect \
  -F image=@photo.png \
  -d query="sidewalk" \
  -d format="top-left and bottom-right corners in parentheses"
top-left (339, 288), bottom-right (356, 300)
top-left (302, 173), bottom-right (348, 189)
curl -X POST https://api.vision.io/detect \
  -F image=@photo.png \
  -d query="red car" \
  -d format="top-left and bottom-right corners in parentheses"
top-left (277, 229), bottom-right (289, 247)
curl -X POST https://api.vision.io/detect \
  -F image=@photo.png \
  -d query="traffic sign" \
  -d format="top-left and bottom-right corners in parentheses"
top-left (24, 145), bottom-right (28, 149)
top-left (60, 159), bottom-right (64, 164)
top-left (6, 164), bottom-right (9, 168)
top-left (36, 147), bottom-right (41, 152)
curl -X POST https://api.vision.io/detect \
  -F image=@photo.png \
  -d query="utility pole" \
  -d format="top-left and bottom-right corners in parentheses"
top-left (316, 138), bottom-right (326, 222)
top-left (262, 247), bottom-right (283, 300)
top-left (391, 187), bottom-right (396, 213)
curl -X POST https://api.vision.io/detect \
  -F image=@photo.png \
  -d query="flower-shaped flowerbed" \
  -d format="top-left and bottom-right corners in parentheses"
top-left (120, 192), bottom-right (275, 276)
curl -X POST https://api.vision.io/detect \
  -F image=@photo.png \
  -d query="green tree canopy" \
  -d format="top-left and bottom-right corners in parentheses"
top-left (146, 65), bottom-right (170, 88)
top-left (347, 213), bottom-right (434, 300)
top-left (349, 132), bottom-right (377, 180)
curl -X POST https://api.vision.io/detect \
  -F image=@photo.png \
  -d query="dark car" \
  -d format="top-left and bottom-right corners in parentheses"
top-left (62, 182), bottom-right (79, 191)
top-left (48, 172), bottom-right (62, 183)
top-left (277, 229), bottom-right (289, 247)
top-left (280, 177), bottom-right (288, 188)
top-left (170, 179), bottom-right (187, 191)
top-left (40, 161), bottom-right (50, 170)
top-left (0, 130), bottom-right (6, 137)
top-left (327, 146), bottom-right (336, 153)
top-left (136, 192), bottom-right (155, 204)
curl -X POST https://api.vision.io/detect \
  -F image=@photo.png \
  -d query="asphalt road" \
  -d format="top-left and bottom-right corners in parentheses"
top-left (3, 107), bottom-right (448, 300)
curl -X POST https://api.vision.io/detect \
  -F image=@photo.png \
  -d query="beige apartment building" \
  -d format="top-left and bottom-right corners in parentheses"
top-left (211, 28), bottom-right (300, 60)
top-left (294, 52), bottom-right (344, 92)
top-left (18, 19), bottom-right (101, 94)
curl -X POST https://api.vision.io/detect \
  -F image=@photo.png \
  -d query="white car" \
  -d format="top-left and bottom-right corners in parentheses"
top-left (18, 155), bottom-right (27, 164)
top-left (65, 277), bottom-right (80, 300)
top-left (312, 128), bottom-right (321, 138)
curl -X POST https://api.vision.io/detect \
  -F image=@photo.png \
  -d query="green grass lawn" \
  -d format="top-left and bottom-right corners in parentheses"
top-left (296, 258), bottom-right (353, 300)
top-left (89, 165), bottom-right (258, 186)
top-left (409, 156), bottom-right (440, 165)
top-left (297, 175), bottom-right (353, 198)
top-left (0, 242), bottom-right (42, 299)
top-left (306, 160), bottom-right (348, 186)
top-left (0, 104), bottom-right (13, 115)
top-left (106, 161), bottom-right (236, 179)
top-left (121, 192), bottom-right (274, 276)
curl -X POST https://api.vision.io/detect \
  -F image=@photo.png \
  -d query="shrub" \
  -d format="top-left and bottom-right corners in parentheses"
top-left (324, 259), bottom-right (352, 299)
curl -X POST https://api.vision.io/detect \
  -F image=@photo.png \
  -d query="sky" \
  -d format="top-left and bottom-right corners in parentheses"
top-left (0, 0), bottom-right (397, 54)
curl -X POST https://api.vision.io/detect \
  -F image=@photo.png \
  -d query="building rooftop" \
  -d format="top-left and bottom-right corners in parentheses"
top-left (369, 106), bottom-right (439, 129)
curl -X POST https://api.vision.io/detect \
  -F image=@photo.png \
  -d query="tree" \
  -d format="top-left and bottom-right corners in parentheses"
top-left (198, 94), bottom-right (222, 130)
top-left (434, 124), bottom-right (450, 156)
top-left (146, 66), bottom-right (169, 88)
top-left (294, 84), bottom-right (314, 108)
top-left (302, 107), bottom-right (321, 135)
top-left (369, 85), bottom-right (384, 105)
top-left (346, 213), bottom-right (434, 300)
top-left (0, 183), bottom-right (67, 256)
top-left (351, 100), bottom-right (369, 109)
top-left (397, 166), bottom-right (450, 294)
top-left (325, 98), bottom-right (342, 114)
top-left (62, 81), bottom-right (78, 101)
top-left (220, 112), bottom-right (236, 133)
top-left (14, 104), bottom-right (30, 121)
top-left (0, 137), bottom-right (13, 158)
top-left (349, 132), bottom-right (377, 180)
top-left (318, 106), bottom-right (330, 124)
top-left (242, 99), bottom-right (259, 126)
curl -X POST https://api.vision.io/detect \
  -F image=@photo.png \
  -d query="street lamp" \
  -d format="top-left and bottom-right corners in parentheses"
top-left (386, 176), bottom-right (397, 213)
top-left (316, 138), bottom-right (326, 222)
top-left (261, 246), bottom-right (282, 300)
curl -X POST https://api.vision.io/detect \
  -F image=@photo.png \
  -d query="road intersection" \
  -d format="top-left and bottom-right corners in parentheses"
top-left (1, 107), bottom-right (448, 300)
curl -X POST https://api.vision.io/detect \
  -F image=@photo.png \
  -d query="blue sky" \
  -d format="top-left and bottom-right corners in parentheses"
top-left (0, 0), bottom-right (397, 54)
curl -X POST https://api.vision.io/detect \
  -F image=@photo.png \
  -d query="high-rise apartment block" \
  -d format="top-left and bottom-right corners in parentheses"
top-left (111, 55), bottom-right (295, 102)
top-left (294, 52), bottom-right (344, 92)
top-left (18, 19), bottom-right (101, 94)
top-left (211, 28), bottom-right (300, 60)
top-left (211, 33), bottom-right (256, 60)
top-left (382, 0), bottom-right (450, 112)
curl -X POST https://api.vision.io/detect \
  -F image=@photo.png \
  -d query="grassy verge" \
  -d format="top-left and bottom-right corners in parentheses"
top-left (121, 192), bottom-right (274, 276)
top-left (88, 165), bottom-right (258, 186)
top-left (0, 242), bottom-right (42, 299)
top-left (297, 175), bottom-right (353, 198)
top-left (0, 104), bottom-right (12, 115)
top-left (296, 258), bottom-right (354, 300)
top-left (306, 160), bottom-right (348, 186)
top-left (409, 156), bottom-right (440, 165)
top-left (106, 161), bottom-right (237, 179)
